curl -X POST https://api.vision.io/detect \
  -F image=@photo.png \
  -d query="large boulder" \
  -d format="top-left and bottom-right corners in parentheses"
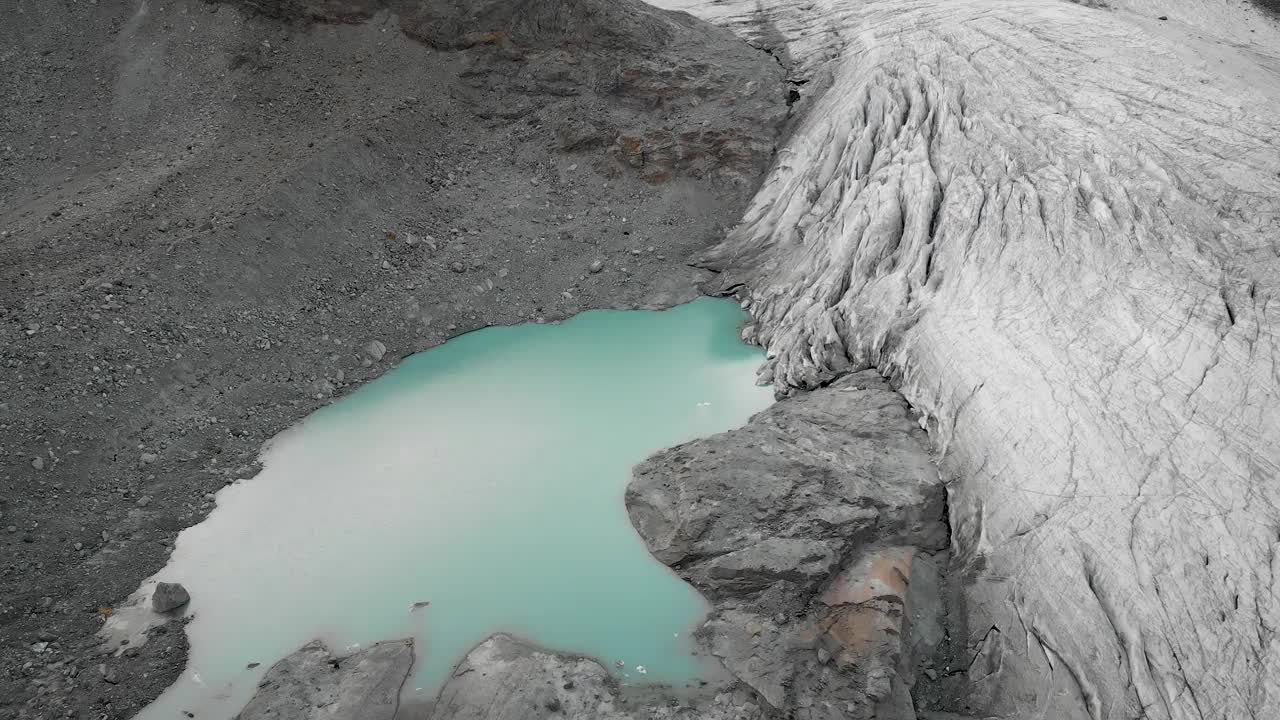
top-left (151, 582), bottom-right (191, 613)
top-left (237, 639), bottom-right (414, 720)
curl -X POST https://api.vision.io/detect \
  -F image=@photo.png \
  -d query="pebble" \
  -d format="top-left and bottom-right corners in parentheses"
top-left (31, 456), bottom-right (44, 471)
top-left (589, 260), bottom-right (604, 273)
top-left (381, 260), bottom-right (392, 270)
top-left (135, 496), bottom-right (151, 508)
top-left (450, 262), bottom-right (466, 273)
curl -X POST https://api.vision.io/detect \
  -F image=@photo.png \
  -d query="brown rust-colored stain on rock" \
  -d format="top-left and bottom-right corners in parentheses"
top-left (808, 547), bottom-right (915, 659)
top-left (821, 547), bottom-right (913, 607)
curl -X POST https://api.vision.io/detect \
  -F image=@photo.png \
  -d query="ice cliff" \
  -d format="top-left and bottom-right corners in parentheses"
top-left (650, 0), bottom-right (1280, 718)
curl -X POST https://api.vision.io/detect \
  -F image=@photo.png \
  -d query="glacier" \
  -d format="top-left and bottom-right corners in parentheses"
top-left (648, 0), bottom-right (1280, 718)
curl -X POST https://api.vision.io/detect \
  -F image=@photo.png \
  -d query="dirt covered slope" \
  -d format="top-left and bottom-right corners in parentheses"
top-left (0, 2), bottom-right (788, 717)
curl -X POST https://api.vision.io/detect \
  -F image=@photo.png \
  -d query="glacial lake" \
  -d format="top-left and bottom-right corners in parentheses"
top-left (131, 297), bottom-right (773, 719)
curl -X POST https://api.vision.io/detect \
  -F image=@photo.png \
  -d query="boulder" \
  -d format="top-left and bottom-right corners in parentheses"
top-left (238, 639), bottom-right (413, 720)
top-left (151, 582), bottom-right (190, 613)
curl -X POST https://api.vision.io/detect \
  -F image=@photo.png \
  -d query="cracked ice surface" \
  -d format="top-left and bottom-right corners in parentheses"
top-left (651, 0), bottom-right (1280, 718)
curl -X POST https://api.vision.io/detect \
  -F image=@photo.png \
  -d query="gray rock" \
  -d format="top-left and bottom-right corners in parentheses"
top-left (627, 370), bottom-right (947, 720)
top-left (151, 582), bottom-right (190, 613)
top-left (588, 260), bottom-right (604, 273)
top-left (139, 452), bottom-right (157, 465)
top-left (238, 639), bottom-right (413, 720)
top-left (31, 456), bottom-right (43, 471)
top-left (363, 340), bottom-right (387, 362)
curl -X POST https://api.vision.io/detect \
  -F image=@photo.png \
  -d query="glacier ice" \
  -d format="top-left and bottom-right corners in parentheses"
top-left (651, 0), bottom-right (1280, 717)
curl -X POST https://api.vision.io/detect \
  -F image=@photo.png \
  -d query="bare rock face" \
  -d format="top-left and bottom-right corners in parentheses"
top-left (236, 639), bottom-right (413, 720)
top-left (627, 370), bottom-right (949, 719)
top-left (654, 0), bottom-right (1280, 718)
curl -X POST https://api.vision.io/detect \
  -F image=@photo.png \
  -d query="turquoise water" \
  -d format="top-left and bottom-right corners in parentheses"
top-left (134, 298), bottom-right (773, 719)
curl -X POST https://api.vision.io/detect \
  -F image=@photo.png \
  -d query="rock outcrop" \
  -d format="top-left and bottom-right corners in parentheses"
top-left (653, 0), bottom-right (1280, 718)
top-left (237, 640), bottom-right (413, 720)
top-left (628, 370), bottom-right (949, 719)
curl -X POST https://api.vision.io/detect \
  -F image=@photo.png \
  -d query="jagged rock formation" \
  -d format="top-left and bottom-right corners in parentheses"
top-left (652, 0), bottom-right (1280, 718)
top-left (628, 370), bottom-right (950, 719)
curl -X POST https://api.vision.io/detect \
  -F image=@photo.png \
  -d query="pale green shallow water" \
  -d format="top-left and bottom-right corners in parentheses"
top-left (135, 297), bottom-right (773, 720)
